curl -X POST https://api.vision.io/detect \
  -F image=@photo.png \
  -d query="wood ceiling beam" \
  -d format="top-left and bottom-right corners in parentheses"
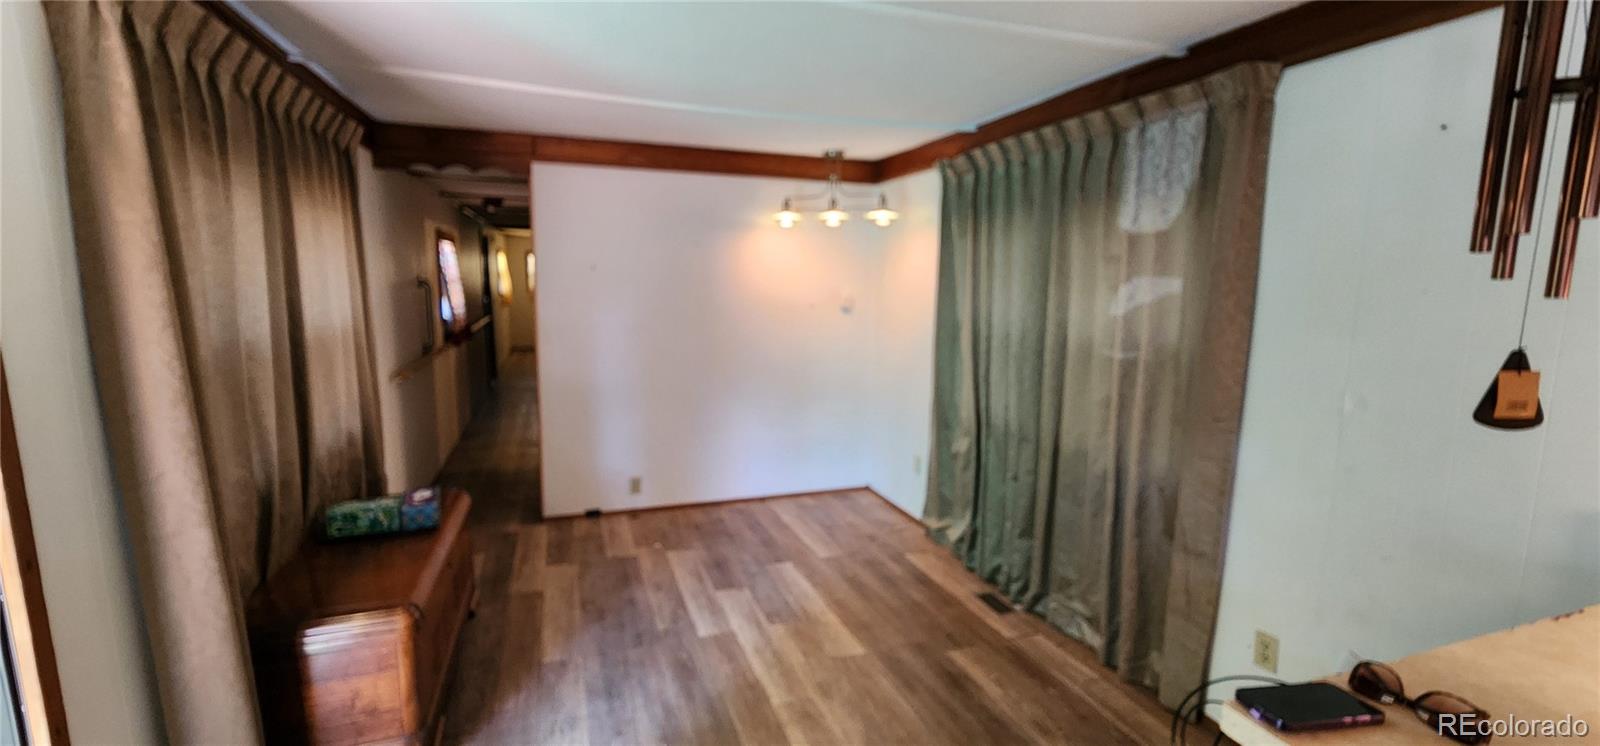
top-left (212, 0), bottom-right (1499, 185)
top-left (368, 124), bottom-right (536, 174)
top-left (531, 135), bottom-right (880, 182)
top-left (875, 0), bottom-right (1502, 180)
top-left (368, 124), bottom-right (881, 182)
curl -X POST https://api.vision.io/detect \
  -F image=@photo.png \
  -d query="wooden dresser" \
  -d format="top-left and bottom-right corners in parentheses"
top-left (248, 490), bottom-right (475, 745)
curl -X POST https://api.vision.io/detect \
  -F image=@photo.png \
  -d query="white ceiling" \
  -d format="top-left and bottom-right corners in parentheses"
top-left (238, 1), bottom-right (1298, 160)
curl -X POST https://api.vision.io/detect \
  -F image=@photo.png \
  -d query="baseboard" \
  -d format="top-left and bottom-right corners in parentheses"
top-left (543, 485), bottom-right (874, 520)
top-left (861, 485), bottom-right (925, 526)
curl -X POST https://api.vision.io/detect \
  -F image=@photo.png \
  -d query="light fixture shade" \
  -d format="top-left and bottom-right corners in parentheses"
top-left (866, 207), bottom-right (899, 227)
top-left (774, 199), bottom-right (801, 228)
top-left (866, 194), bottom-right (898, 226)
top-left (819, 199), bottom-right (848, 227)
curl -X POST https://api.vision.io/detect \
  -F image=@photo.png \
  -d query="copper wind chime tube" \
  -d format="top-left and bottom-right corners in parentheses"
top-left (1489, 0), bottom-right (1566, 279)
top-left (1473, 0), bottom-right (1600, 298)
top-left (1472, 1), bottom-right (1531, 255)
top-left (1549, 6), bottom-right (1600, 297)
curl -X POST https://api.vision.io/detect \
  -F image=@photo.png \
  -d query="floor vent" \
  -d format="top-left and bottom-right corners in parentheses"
top-left (977, 592), bottom-right (1014, 614)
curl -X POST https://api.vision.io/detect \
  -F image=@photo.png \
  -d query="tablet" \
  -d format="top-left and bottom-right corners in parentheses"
top-left (1237, 682), bottom-right (1385, 732)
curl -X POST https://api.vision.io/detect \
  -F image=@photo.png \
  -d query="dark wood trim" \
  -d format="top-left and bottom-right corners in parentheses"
top-left (532, 135), bottom-right (880, 182)
top-left (542, 485), bottom-right (875, 521)
top-left (209, 0), bottom-right (1499, 183)
top-left (876, 0), bottom-right (1501, 179)
top-left (198, 1), bottom-right (374, 130)
top-left (0, 361), bottom-right (72, 746)
top-left (369, 125), bottom-right (535, 174)
top-left (370, 124), bottom-right (879, 182)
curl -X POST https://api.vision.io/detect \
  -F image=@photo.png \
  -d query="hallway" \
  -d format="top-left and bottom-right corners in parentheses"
top-left (436, 350), bottom-right (544, 739)
top-left (441, 351), bottom-right (543, 530)
top-left (432, 350), bottom-right (1202, 745)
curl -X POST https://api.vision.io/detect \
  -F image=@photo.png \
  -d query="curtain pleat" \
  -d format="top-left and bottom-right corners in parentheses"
top-left (43, 2), bottom-right (382, 741)
top-left (925, 62), bottom-right (1280, 708)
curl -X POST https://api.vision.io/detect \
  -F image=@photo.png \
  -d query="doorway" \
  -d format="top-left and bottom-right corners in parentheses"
top-left (411, 174), bottom-right (546, 739)
top-left (417, 168), bottom-right (542, 521)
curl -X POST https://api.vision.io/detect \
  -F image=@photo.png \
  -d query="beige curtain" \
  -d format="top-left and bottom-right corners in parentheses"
top-left (925, 62), bottom-right (1279, 708)
top-left (43, 1), bottom-right (383, 740)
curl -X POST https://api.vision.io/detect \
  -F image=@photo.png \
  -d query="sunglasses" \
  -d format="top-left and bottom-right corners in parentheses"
top-left (1348, 660), bottom-right (1492, 744)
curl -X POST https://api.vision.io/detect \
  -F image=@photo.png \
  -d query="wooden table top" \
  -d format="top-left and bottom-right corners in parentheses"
top-left (1219, 606), bottom-right (1600, 744)
top-left (247, 489), bottom-right (471, 630)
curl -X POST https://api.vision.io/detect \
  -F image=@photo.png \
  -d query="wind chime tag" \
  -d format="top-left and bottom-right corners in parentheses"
top-left (1493, 369), bottom-right (1541, 420)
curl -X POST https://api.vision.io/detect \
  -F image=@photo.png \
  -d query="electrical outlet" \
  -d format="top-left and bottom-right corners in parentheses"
top-left (629, 476), bottom-right (642, 495)
top-left (1254, 630), bottom-right (1280, 673)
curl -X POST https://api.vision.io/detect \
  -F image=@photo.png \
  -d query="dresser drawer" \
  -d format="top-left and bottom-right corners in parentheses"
top-left (411, 528), bottom-right (475, 729)
top-left (299, 609), bottom-right (419, 744)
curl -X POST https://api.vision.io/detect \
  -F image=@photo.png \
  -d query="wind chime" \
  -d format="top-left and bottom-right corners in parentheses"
top-left (1469, 0), bottom-right (1598, 429)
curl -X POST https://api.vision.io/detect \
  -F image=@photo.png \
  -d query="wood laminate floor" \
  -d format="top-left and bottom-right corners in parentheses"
top-left (439, 352), bottom-right (1207, 745)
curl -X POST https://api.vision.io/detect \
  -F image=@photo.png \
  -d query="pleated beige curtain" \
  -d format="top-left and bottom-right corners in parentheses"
top-left (43, 1), bottom-right (383, 740)
top-left (925, 62), bottom-right (1280, 708)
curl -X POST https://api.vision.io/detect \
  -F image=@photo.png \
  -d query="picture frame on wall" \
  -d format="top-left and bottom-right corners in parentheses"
top-left (436, 229), bottom-right (469, 342)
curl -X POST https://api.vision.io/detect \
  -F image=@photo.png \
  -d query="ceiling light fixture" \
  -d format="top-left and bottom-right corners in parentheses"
top-left (772, 150), bottom-right (898, 228)
top-left (865, 195), bottom-right (900, 227)
top-left (820, 198), bottom-right (850, 228)
top-left (774, 199), bottom-right (803, 229)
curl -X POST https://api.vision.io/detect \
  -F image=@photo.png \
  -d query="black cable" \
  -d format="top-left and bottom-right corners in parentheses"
top-left (1180, 698), bottom-right (1224, 745)
top-left (1170, 675), bottom-right (1285, 742)
top-left (1168, 674), bottom-right (1287, 745)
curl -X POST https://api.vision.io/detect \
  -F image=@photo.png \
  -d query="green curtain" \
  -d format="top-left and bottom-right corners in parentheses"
top-left (925, 62), bottom-right (1280, 708)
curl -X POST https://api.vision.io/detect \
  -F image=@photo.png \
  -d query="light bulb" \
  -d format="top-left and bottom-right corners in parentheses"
top-left (866, 195), bottom-right (898, 227)
top-left (773, 199), bottom-right (801, 229)
top-left (819, 199), bottom-right (848, 228)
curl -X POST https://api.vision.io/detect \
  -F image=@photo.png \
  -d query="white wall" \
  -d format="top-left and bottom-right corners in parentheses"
top-left (0, 2), bottom-right (163, 741)
top-left (1211, 6), bottom-right (1599, 697)
top-left (863, 170), bottom-right (941, 517)
top-left (356, 151), bottom-right (476, 490)
top-left (534, 163), bottom-right (940, 517)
